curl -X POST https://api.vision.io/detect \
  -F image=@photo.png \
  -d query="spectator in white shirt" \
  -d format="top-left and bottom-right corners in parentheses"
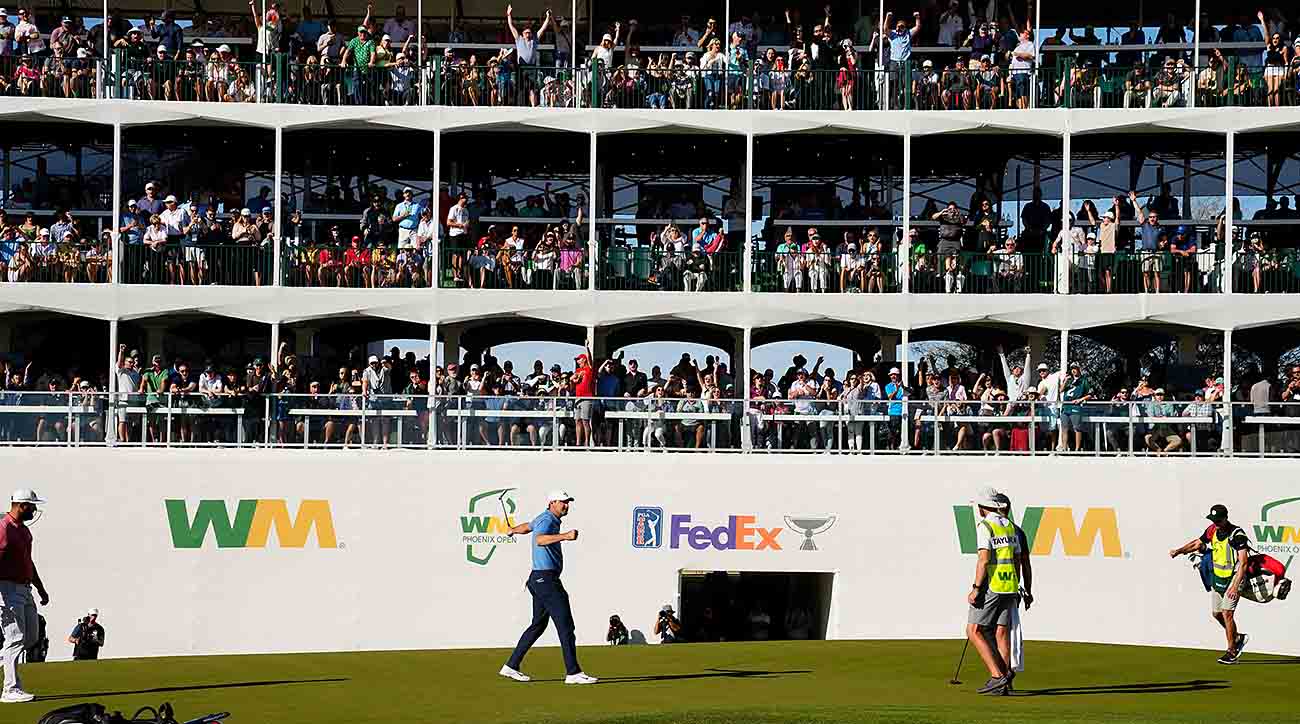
top-left (446, 193), bottom-right (470, 283)
top-left (382, 5), bottom-right (415, 44)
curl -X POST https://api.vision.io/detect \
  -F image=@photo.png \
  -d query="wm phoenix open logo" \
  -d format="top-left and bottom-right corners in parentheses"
top-left (1253, 497), bottom-right (1300, 557)
top-left (460, 488), bottom-right (518, 566)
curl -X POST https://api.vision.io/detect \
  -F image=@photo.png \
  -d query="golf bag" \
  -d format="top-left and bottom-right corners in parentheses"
top-left (38, 701), bottom-right (228, 724)
top-left (1192, 549), bottom-right (1291, 603)
top-left (0, 613), bottom-right (47, 663)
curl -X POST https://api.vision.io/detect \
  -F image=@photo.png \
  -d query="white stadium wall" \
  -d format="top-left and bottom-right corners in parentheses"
top-left (6, 450), bottom-right (1300, 660)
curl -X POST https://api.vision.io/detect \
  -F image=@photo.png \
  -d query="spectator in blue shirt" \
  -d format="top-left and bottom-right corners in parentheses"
top-left (1130, 190), bottom-right (1164, 293)
top-left (119, 201), bottom-right (144, 244)
top-left (501, 491), bottom-right (597, 685)
top-left (147, 10), bottom-right (185, 57)
top-left (884, 366), bottom-right (908, 448)
top-left (1169, 226), bottom-right (1198, 292)
top-left (392, 187), bottom-right (422, 249)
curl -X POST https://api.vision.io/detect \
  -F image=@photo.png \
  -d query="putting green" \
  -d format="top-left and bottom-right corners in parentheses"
top-left (20, 640), bottom-right (1299, 723)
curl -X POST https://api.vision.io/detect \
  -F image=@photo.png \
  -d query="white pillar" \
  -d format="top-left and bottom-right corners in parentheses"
top-left (900, 131), bottom-right (911, 293)
top-left (588, 131), bottom-right (598, 292)
top-left (724, 0), bottom-right (730, 50)
top-left (270, 322), bottom-right (281, 370)
top-left (102, 0), bottom-right (108, 61)
top-left (1060, 127), bottom-right (1071, 294)
top-left (1192, 0), bottom-right (1202, 68)
top-left (744, 131), bottom-right (754, 293)
top-left (273, 125), bottom-right (283, 287)
top-left (1224, 131), bottom-right (1234, 294)
top-left (432, 129), bottom-right (441, 284)
top-left (430, 322), bottom-right (439, 368)
top-left (107, 317), bottom-right (118, 444)
top-left (585, 325), bottom-right (596, 356)
top-left (899, 328), bottom-right (910, 451)
top-left (1222, 328), bottom-right (1233, 452)
top-left (111, 122), bottom-right (122, 285)
top-left (1059, 330), bottom-right (1069, 376)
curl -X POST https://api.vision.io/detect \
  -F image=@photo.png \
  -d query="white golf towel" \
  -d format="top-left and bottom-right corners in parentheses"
top-left (1009, 604), bottom-right (1024, 672)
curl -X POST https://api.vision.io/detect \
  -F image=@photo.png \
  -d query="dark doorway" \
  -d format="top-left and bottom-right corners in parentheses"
top-left (678, 571), bottom-right (833, 643)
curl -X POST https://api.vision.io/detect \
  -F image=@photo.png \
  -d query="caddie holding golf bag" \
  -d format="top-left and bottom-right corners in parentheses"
top-left (1170, 504), bottom-right (1292, 665)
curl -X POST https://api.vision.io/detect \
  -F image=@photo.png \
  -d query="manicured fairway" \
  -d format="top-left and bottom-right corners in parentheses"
top-left (20, 640), bottom-right (1300, 723)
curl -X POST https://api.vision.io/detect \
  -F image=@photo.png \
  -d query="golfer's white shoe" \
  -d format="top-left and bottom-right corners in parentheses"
top-left (498, 665), bottom-right (531, 682)
top-left (565, 672), bottom-right (599, 685)
top-left (0, 689), bottom-right (35, 703)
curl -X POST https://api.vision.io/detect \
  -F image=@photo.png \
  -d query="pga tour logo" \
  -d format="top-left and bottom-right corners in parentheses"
top-left (632, 507), bottom-right (834, 551)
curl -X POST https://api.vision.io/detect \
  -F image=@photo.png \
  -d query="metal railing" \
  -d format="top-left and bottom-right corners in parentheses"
top-left (1071, 250), bottom-right (1223, 295)
top-left (911, 251), bottom-right (1055, 294)
top-left (8, 393), bottom-right (1300, 457)
top-left (440, 246), bottom-right (586, 290)
top-left (118, 243), bottom-right (271, 286)
top-left (752, 251), bottom-right (898, 293)
top-left (599, 248), bottom-right (741, 292)
top-left (1233, 248), bottom-right (1300, 294)
top-left (283, 244), bottom-right (431, 288)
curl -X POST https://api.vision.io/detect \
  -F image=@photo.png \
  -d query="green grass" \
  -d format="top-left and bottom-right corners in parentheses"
top-left (20, 641), bottom-right (1300, 724)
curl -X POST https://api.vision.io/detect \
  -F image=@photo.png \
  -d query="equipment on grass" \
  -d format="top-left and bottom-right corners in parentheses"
top-left (948, 638), bottom-right (969, 685)
top-left (37, 702), bottom-right (229, 724)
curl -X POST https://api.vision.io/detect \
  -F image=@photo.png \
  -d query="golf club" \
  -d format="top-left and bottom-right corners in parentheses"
top-left (498, 490), bottom-right (514, 539)
top-left (949, 638), bottom-right (969, 685)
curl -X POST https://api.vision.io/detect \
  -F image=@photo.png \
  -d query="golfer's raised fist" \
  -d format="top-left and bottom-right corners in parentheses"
top-left (568, 529), bottom-right (579, 541)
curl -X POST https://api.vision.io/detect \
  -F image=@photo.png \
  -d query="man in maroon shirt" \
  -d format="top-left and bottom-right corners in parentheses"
top-left (0, 489), bottom-right (49, 705)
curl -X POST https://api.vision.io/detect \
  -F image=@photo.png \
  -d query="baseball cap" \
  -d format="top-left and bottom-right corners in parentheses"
top-left (1154, 388), bottom-right (1165, 394)
top-left (87, 607), bottom-right (99, 616)
top-left (1206, 504), bottom-right (1229, 523)
top-left (402, 186), bottom-right (414, 194)
top-left (575, 353), bottom-right (589, 363)
top-left (164, 194), bottom-right (177, 203)
top-left (602, 33), bottom-right (613, 41)
top-left (550, 364), bottom-right (562, 373)
top-left (217, 44), bottom-right (232, 52)
top-left (368, 355), bottom-right (379, 363)
top-left (972, 486), bottom-right (1005, 510)
top-left (240, 208), bottom-right (252, 216)
top-left (922, 59), bottom-right (933, 67)
top-left (1036, 363), bottom-right (1049, 371)
top-left (889, 367), bottom-right (901, 375)
top-left (661, 604), bottom-right (675, 614)
top-left (145, 182), bottom-right (157, 190)
top-left (547, 489), bottom-right (575, 503)
top-left (357, 24), bottom-right (368, 32)
top-left (11, 489), bottom-right (45, 505)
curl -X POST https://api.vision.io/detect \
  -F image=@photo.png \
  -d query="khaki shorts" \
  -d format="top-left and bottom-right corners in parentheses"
top-left (1211, 588), bottom-right (1239, 613)
top-left (1142, 254), bottom-right (1163, 273)
top-left (968, 592), bottom-right (1018, 627)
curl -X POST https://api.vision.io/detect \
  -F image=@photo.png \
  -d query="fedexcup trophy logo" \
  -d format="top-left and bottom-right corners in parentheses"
top-left (784, 515), bottom-right (836, 551)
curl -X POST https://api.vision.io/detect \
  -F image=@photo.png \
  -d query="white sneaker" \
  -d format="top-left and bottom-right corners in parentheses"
top-left (0, 689), bottom-right (35, 703)
top-left (498, 665), bottom-right (530, 682)
top-left (564, 672), bottom-right (598, 685)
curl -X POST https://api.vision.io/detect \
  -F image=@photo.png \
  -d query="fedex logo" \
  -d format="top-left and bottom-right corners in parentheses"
top-left (670, 514), bottom-right (783, 551)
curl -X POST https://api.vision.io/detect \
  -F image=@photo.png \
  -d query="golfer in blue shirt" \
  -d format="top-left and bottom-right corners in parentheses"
top-left (499, 490), bottom-right (597, 685)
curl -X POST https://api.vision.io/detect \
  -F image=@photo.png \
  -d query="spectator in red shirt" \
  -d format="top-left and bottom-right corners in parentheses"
top-left (0, 489), bottom-right (49, 703)
top-left (572, 353), bottom-right (595, 447)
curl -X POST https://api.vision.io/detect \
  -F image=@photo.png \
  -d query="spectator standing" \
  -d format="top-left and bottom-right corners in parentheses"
top-left (0, 489), bottom-right (50, 704)
top-left (147, 10), bottom-right (184, 58)
top-left (382, 5), bottom-right (415, 44)
top-left (1130, 190), bottom-right (1163, 293)
top-left (1008, 29), bottom-right (1034, 109)
top-left (884, 11), bottom-right (920, 105)
top-left (0, 10), bottom-right (15, 59)
top-left (1059, 362), bottom-right (1093, 451)
top-left (68, 608), bottom-right (105, 660)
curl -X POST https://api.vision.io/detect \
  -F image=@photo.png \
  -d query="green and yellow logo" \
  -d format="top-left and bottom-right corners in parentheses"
top-left (954, 505), bottom-right (1123, 557)
top-left (166, 499), bottom-right (339, 549)
top-left (1253, 497), bottom-right (1300, 556)
top-left (461, 488), bottom-right (518, 566)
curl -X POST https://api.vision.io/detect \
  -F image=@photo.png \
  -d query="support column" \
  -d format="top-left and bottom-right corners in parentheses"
top-left (107, 318), bottom-right (118, 444)
top-left (1059, 331), bottom-right (1069, 375)
top-left (1224, 132), bottom-right (1235, 294)
top-left (273, 125), bottom-right (283, 286)
top-left (144, 323), bottom-right (165, 359)
top-left (588, 131), bottom-right (598, 292)
top-left (430, 322), bottom-right (439, 368)
top-left (270, 322), bottom-right (281, 369)
top-left (1222, 328), bottom-right (1233, 453)
top-left (294, 326), bottom-right (316, 357)
top-left (742, 325), bottom-right (752, 451)
top-left (877, 332), bottom-right (899, 364)
top-left (743, 131), bottom-right (754, 293)
top-left (432, 129), bottom-right (441, 285)
top-left (111, 122), bottom-right (122, 285)
top-left (900, 131), bottom-right (911, 293)
top-left (585, 325), bottom-right (598, 357)
top-left (899, 329), bottom-right (910, 452)
top-left (1060, 128), bottom-right (1071, 294)
top-left (1176, 332), bottom-right (1201, 366)
top-left (1027, 332), bottom-right (1048, 369)
top-left (442, 324), bottom-right (462, 368)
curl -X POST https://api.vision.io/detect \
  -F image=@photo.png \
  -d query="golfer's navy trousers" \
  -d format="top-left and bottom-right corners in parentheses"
top-left (507, 569), bottom-right (581, 675)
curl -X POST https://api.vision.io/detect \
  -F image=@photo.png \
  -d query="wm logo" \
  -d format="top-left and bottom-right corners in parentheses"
top-left (166, 499), bottom-right (338, 549)
top-left (954, 505), bottom-right (1123, 557)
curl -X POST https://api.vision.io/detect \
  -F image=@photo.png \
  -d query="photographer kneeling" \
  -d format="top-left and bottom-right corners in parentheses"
top-left (655, 604), bottom-right (683, 644)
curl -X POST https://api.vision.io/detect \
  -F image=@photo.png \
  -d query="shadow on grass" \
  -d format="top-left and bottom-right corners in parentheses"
top-left (539, 668), bottom-right (813, 684)
top-left (1237, 657), bottom-right (1300, 665)
top-left (39, 677), bottom-right (349, 702)
top-left (1017, 679), bottom-right (1228, 697)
